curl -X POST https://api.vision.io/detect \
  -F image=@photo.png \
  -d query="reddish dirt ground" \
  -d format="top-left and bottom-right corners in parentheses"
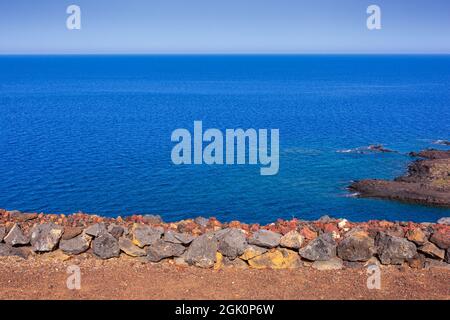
top-left (0, 255), bottom-right (449, 300)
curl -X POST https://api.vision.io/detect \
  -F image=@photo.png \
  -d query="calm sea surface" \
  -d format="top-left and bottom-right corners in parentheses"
top-left (0, 55), bottom-right (449, 223)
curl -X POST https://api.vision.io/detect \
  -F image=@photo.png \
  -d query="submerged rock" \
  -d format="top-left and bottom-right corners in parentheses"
top-left (280, 231), bottom-right (304, 250)
top-left (376, 232), bottom-right (417, 265)
top-left (118, 237), bottom-right (146, 257)
top-left (60, 233), bottom-right (91, 255)
top-left (30, 223), bottom-right (64, 252)
top-left (337, 230), bottom-right (375, 262)
top-left (92, 233), bottom-right (120, 259)
top-left (217, 228), bottom-right (247, 259)
top-left (4, 224), bottom-right (29, 246)
top-left (248, 230), bottom-right (281, 248)
top-left (131, 224), bottom-right (163, 248)
top-left (299, 233), bottom-right (336, 261)
top-left (248, 248), bottom-right (301, 269)
top-left (185, 233), bottom-right (218, 268)
top-left (146, 239), bottom-right (185, 262)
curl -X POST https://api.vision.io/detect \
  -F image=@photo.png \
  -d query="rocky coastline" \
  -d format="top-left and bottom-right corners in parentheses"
top-left (1, 209), bottom-right (449, 271)
top-left (349, 149), bottom-right (450, 207)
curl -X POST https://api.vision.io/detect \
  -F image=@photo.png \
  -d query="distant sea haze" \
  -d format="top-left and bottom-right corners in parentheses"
top-left (0, 55), bottom-right (449, 223)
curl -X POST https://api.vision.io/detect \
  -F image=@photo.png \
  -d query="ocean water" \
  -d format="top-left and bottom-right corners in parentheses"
top-left (0, 55), bottom-right (449, 224)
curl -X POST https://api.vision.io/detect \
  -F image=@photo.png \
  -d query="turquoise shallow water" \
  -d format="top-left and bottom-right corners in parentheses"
top-left (0, 55), bottom-right (449, 223)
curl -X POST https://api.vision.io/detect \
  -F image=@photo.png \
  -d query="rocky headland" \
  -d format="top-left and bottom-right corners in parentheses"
top-left (349, 149), bottom-right (450, 207)
top-left (0, 209), bottom-right (449, 271)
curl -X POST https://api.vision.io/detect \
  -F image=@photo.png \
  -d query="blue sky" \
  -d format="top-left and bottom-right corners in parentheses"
top-left (0, 0), bottom-right (449, 54)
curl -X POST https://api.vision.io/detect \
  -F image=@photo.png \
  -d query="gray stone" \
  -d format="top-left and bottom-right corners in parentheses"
top-left (217, 228), bottom-right (248, 259)
top-left (59, 233), bottom-right (91, 255)
top-left (194, 216), bottom-right (209, 227)
top-left (418, 242), bottom-right (445, 260)
top-left (131, 225), bottom-right (163, 248)
top-left (84, 223), bottom-right (108, 237)
top-left (92, 233), bottom-right (120, 259)
top-left (223, 257), bottom-right (248, 269)
top-left (248, 230), bottom-right (281, 248)
top-left (337, 231), bottom-right (375, 262)
top-left (30, 223), bottom-right (64, 252)
top-left (119, 237), bottom-right (146, 257)
top-left (108, 224), bottom-right (125, 239)
top-left (312, 257), bottom-right (343, 270)
top-left (437, 217), bottom-right (450, 225)
top-left (280, 231), bottom-right (304, 250)
top-left (143, 214), bottom-right (163, 224)
top-left (0, 226), bottom-right (5, 242)
top-left (299, 233), bottom-right (336, 261)
top-left (376, 232), bottom-right (417, 265)
top-left (163, 230), bottom-right (195, 245)
top-left (146, 239), bottom-right (186, 262)
top-left (4, 224), bottom-right (29, 246)
top-left (185, 233), bottom-right (218, 268)
top-left (318, 215), bottom-right (333, 222)
top-left (0, 243), bottom-right (30, 259)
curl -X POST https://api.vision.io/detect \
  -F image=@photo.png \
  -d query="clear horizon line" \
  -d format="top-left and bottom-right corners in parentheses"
top-left (1, 52), bottom-right (450, 56)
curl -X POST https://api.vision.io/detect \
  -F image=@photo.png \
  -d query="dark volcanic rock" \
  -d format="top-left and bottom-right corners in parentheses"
top-left (143, 214), bottom-right (162, 224)
top-left (146, 239), bottom-right (186, 262)
top-left (299, 233), bottom-right (336, 261)
top-left (248, 230), bottom-right (281, 248)
top-left (92, 233), bottom-right (120, 259)
top-left (163, 230), bottom-right (195, 245)
top-left (107, 224), bottom-right (125, 239)
top-left (131, 225), bottom-right (163, 248)
top-left (4, 224), bottom-right (29, 246)
top-left (0, 226), bottom-right (5, 242)
top-left (0, 243), bottom-right (30, 259)
top-left (62, 226), bottom-right (83, 240)
top-left (445, 249), bottom-right (449, 263)
top-left (30, 223), bottom-right (64, 252)
top-left (376, 232), bottom-right (417, 265)
top-left (433, 140), bottom-right (450, 146)
top-left (409, 149), bottom-right (450, 160)
top-left (60, 233), bottom-right (91, 255)
top-left (337, 230), bottom-right (375, 262)
top-left (216, 228), bottom-right (247, 259)
top-left (349, 149), bottom-right (450, 207)
top-left (84, 223), bottom-right (108, 237)
top-left (185, 233), bottom-right (218, 268)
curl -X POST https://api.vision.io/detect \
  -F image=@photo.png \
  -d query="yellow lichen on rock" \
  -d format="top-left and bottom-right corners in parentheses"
top-left (214, 252), bottom-right (223, 270)
top-left (248, 248), bottom-right (301, 269)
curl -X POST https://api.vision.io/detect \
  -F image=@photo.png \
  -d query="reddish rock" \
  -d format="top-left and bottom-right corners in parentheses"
top-left (406, 228), bottom-right (428, 245)
top-left (62, 226), bottom-right (83, 240)
top-left (430, 227), bottom-right (450, 250)
top-left (299, 226), bottom-right (317, 240)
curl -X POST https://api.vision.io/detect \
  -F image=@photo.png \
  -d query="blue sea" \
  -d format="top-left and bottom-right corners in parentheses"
top-left (0, 55), bottom-right (449, 224)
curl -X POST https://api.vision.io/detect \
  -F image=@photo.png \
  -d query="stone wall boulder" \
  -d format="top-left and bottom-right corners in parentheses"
top-left (430, 228), bottom-right (450, 250)
top-left (248, 230), bottom-right (281, 248)
top-left (0, 243), bottom-right (30, 259)
top-left (146, 239), bottom-right (186, 262)
top-left (118, 237), bottom-right (146, 257)
top-left (376, 232), bottom-right (417, 265)
top-left (0, 226), bottom-right (6, 242)
top-left (248, 248), bottom-right (301, 269)
top-left (30, 223), bottom-right (64, 252)
top-left (60, 233), bottom-right (92, 255)
top-left (299, 233), bottom-right (336, 261)
top-left (163, 230), bottom-right (194, 245)
top-left (240, 245), bottom-right (268, 261)
top-left (337, 230), bottom-right (375, 262)
top-left (92, 233), bottom-right (120, 259)
top-left (418, 242), bottom-right (445, 260)
top-left (185, 233), bottom-right (218, 268)
top-left (280, 231), bottom-right (304, 250)
top-left (131, 224), bottom-right (163, 248)
top-left (216, 228), bottom-right (247, 259)
top-left (85, 223), bottom-right (108, 237)
top-left (4, 224), bottom-right (29, 246)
